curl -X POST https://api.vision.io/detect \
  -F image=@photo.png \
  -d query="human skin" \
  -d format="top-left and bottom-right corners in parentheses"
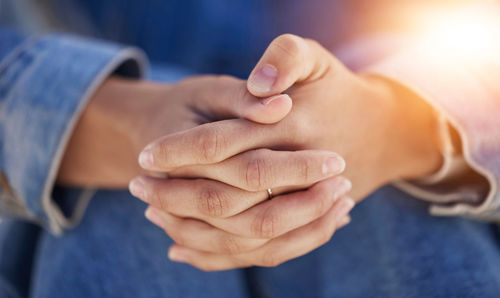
top-left (134, 34), bottom-right (443, 270)
top-left (56, 71), bottom-right (354, 271)
top-left (57, 75), bottom-right (295, 187)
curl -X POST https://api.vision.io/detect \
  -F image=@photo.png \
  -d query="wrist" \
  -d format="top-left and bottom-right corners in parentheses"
top-left (365, 75), bottom-right (443, 182)
top-left (91, 78), bottom-right (168, 154)
top-left (57, 77), bottom-right (154, 188)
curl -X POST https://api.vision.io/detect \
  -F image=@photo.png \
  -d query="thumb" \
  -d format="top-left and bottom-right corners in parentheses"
top-left (185, 76), bottom-right (293, 125)
top-left (247, 34), bottom-right (334, 97)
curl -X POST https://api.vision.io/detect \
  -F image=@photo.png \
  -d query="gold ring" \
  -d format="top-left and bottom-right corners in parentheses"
top-left (267, 188), bottom-right (273, 199)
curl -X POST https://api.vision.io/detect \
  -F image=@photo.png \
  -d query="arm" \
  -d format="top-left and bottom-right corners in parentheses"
top-left (133, 34), bottom-right (443, 270)
top-left (358, 3), bottom-right (500, 220)
top-left (130, 2), bottom-right (500, 271)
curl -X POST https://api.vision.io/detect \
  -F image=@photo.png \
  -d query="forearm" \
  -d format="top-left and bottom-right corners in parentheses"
top-left (57, 77), bottom-right (168, 188)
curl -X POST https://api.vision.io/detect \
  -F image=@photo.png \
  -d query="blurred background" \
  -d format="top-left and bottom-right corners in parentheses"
top-left (0, 0), bottom-right (490, 78)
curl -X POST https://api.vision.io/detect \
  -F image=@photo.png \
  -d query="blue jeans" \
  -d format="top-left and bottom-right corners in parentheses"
top-left (2, 186), bottom-right (500, 298)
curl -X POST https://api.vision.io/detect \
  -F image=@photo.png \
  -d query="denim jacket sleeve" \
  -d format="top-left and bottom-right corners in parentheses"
top-left (0, 27), bottom-right (148, 234)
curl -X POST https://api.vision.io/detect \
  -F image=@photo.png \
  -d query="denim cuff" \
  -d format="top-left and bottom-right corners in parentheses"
top-left (0, 34), bottom-right (147, 234)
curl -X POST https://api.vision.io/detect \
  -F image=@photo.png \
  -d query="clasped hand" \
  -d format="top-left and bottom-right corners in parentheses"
top-left (127, 34), bottom-right (442, 271)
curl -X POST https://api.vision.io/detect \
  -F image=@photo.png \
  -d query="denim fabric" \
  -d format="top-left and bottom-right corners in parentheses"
top-left (0, 1), bottom-right (500, 297)
top-left (1, 0), bottom-right (497, 232)
top-left (246, 187), bottom-right (500, 298)
top-left (0, 27), bottom-right (26, 61)
top-left (2, 186), bottom-right (499, 298)
top-left (0, 219), bottom-right (39, 298)
top-left (0, 32), bottom-right (147, 233)
top-left (0, 0), bottom-right (396, 232)
top-left (67, 0), bottom-right (348, 78)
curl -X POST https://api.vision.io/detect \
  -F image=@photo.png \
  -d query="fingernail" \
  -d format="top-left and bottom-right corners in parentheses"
top-left (249, 65), bottom-right (277, 93)
top-left (129, 177), bottom-right (146, 199)
top-left (138, 148), bottom-right (154, 168)
top-left (260, 94), bottom-right (286, 105)
top-left (334, 179), bottom-right (352, 199)
top-left (168, 247), bottom-right (188, 263)
top-left (145, 207), bottom-right (164, 229)
top-left (338, 198), bottom-right (355, 216)
top-left (322, 156), bottom-right (346, 176)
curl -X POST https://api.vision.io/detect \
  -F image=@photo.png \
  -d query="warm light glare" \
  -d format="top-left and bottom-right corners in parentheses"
top-left (419, 7), bottom-right (500, 60)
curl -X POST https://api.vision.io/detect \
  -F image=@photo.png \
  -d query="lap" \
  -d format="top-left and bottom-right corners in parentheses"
top-left (246, 186), bottom-right (500, 298)
top-left (9, 186), bottom-right (500, 298)
top-left (29, 189), bottom-right (249, 298)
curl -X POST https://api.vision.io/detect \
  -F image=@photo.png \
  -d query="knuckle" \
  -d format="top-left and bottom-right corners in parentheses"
top-left (244, 155), bottom-right (269, 191)
top-left (318, 226), bottom-right (336, 247)
top-left (259, 251), bottom-right (284, 267)
top-left (251, 206), bottom-right (279, 239)
top-left (154, 140), bottom-right (172, 167)
top-left (219, 235), bottom-right (244, 254)
top-left (197, 128), bottom-right (225, 163)
top-left (311, 185), bottom-right (331, 218)
top-left (235, 81), bottom-right (252, 103)
top-left (149, 187), bottom-right (169, 211)
top-left (304, 38), bottom-right (338, 67)
top-left (271, 34), bottom-right (305, 61)
top-left (295, 155), bottom-right (312, 182)
top-left (198, 186), bottom-right (228, 217)
top-left (167, 229), bottom-right (187, 247)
